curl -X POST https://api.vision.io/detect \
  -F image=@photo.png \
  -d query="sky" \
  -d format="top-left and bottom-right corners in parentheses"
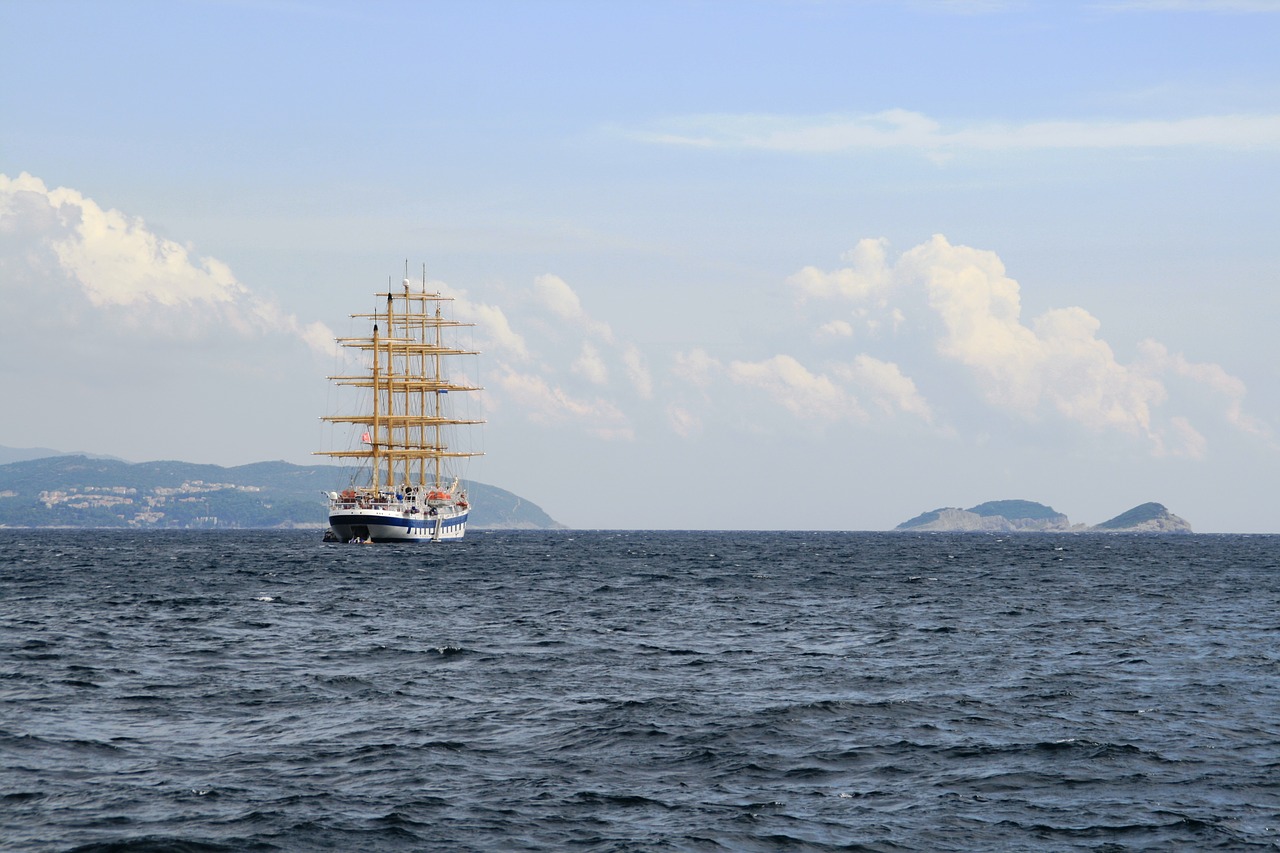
top-left (2, 0), bottom-right (1279, 532)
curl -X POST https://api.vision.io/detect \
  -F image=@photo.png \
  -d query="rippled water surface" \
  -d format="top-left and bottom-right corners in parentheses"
top-left (2, 530), bottom-right (1278, 851)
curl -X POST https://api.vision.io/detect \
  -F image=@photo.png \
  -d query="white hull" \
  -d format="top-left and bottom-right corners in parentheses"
top-left (328, 503), bottom-right (469, 543)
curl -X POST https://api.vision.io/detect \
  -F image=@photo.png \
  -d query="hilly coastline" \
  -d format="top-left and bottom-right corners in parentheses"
top-left (896, 499), bottom-right (1191, 533)
top-left (0, 448), bottom-right (1194, 534)
top-left (0, 454), bottom-right (562, 530)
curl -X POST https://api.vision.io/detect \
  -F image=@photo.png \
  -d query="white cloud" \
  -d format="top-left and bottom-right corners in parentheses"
top-left (793, 242), bottom-right (911, 343)
top-left (446, 290), bottom-right (529, 362)
top-left (0, 171), bottom-right (335, 356)
top-left (622, 344), bottom-right (653, 398)
top-left (728, 354), bottom-right (868, 423)
top-left (790, 234), bottom-right (1269, 455)
top-left (666, 404), bottom-right (701, 437)
top-left (572, 341), bottom-right (609, 384)
top-left (902, 236), bottom-right (1048, 413)
top-left (672, 348), bottom-right (723, 388)
top-left (534, 273), bottom-right (614, 341)
top-left (297, 319), bottom-right (337, 357)
top-left (494, 367), bottom-right (633, 440)
top-left (789, 238), bottom-right (893, 301)
top-left (1165, 416), bottom-right (1208, 459)
top-left (901, 235), bottom-right (1169, 440)
top-left (816, 320), bottom-right (854, 339)
top-left (1137, 339), bottom-right (1271, 439)
top-left (490, 273), bottom-right (659, 429)
top-left (8, 172), bottom-right (1264, 465)
top-left (437, 273), bottom-right (658, 438)
top-left (836, 355), bottom-right (935, 424)
top-left (634, 110), bottom-right (1280, 155)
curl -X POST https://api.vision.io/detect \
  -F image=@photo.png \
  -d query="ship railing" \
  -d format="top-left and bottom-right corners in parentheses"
top-left (329, 489), bottom-right (462, 512)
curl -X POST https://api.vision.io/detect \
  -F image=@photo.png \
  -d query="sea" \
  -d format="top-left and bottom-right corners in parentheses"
top-left (1, 530), bottom-right (1277, 852)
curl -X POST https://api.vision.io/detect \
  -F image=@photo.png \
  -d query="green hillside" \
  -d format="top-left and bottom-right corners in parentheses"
top-left (1094, 502), bottom-right (1171, 530)
top-left (0, 455), bottom-right (561, 530)
top-left (967, 500), bottom-right (1063, 520)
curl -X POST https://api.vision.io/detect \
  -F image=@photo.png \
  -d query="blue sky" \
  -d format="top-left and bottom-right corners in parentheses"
top-left (3, 0), bottom-right (1279, 531)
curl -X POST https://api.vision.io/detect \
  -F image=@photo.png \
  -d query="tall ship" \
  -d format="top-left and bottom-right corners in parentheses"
top-left (317, 268), bottom-right (483, 542)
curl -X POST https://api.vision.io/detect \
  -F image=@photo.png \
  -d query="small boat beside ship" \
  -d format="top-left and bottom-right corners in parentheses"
top-left (316, 267), bottom-right (483, 542)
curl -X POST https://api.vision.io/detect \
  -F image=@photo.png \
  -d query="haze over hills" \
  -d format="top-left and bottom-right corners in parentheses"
top-left (895, 500), bottom-right (1192, 533)
top-left (0, 447), bottom-right (1198, 533)
top-left (0, 449), bottom-right (562, 530)
top-left (0, 446), bottom-right (125, 465)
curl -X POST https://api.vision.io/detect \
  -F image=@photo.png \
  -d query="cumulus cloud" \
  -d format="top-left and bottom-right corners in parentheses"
top-left (816, 320), bottom-right (854, 339)
top-left (534, 273), bottom-right (614, 341)
top-left (666, 404), bottom-right (701, 437)
top-left (789, 233), bottom-right (1266, 457)
top-left (8, 173), bottom-right (1259, 459)
top-left (728, 354), bottom-right (868, 423)
top-left (1166, 416), bottom-right (1208, 459)
top-left (0, 172), bottom-right (334, 356)
top-left (673, 344), bottom-right (935, 432)
top-left (899, 236), bottom-right (1211, 450)
top-left (790, 240), bottom-right (912, 342)
top-left (447, 291), bottom-right (529, 362)
top-left (572, 341), bottom-right (609, 384)
top-left (494, 367), bottom-right (633, 440)
top-left (425, 271), bottom-right (659, 439)
top-left (1137, 339), bottom-right (1270, 439)
top-left (835, 355), bottom-right (935, 424)
top-left (789, 238), bottom-right (893, 301)
top-left (478, 272), bottom-right (659, 435)
top-left (901, 236), bottom-right (1168, 437)
top-left (622, 344), bottom-right (653, 398)
top-left (672, 348), bottom-right (723, 388)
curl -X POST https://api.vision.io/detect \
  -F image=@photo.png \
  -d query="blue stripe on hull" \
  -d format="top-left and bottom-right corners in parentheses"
top-left (329, 513), bottom-right (469, 532)
top-left (329, 509), bottom-right (470, 542)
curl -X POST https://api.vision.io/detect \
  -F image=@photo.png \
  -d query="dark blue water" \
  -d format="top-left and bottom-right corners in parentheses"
top-left (2, 530), bottom-right (1277, 851)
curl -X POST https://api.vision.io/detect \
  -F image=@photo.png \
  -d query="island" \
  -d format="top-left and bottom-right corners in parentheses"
top-left (895, 499), bottom-right (1191, 533)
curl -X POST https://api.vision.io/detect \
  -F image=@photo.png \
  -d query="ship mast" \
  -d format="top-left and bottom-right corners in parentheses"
top-left (371, 317), bottom-right (382, 494)
top-left (316, 265), bottom-right (485, 490)
top-left (433, 273), bottom-right (444, 489)
top-left (383, 287), bottom-right (395, 492)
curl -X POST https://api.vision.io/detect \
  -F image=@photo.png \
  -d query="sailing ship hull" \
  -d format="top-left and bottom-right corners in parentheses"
top-left (328, 505), bottom-right (469, 543)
